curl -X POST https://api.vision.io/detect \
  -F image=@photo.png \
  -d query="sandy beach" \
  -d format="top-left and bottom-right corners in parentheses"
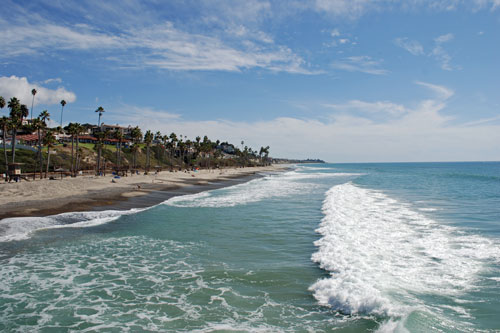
top-left (0, 165), bottom-right (287, 219)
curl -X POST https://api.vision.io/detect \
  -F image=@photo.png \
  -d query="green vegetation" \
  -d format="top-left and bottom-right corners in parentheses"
top-left (1, 95), bottom-right (272, 180)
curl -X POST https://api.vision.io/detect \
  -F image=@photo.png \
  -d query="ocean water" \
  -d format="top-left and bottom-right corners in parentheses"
top-left (1, 162), bottom-right (499, 332)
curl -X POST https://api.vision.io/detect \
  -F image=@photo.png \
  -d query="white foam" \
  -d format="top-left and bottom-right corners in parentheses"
top-left (165, 171), bottom-right (361, 208)
top-left (418, 207), bottom-right (439, 212)
top-left (310, 182), bottom-right (500, 319)
top-left (0, 209), bottom-right (142, 242)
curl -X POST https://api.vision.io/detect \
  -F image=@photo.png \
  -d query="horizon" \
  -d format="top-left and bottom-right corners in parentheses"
top-left (1, 0), bottom-right (499, 163)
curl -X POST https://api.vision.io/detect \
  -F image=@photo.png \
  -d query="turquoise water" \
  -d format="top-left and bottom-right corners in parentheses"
top-left (1, 163), bottom-right (499, 332)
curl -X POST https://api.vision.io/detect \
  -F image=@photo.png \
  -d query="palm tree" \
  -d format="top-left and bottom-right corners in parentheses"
top-left (60, 100), bottom-right (66, 127)
top-left (130, 126), bottom-right (142, 172)
top-left (30, 89), bottom-right (37, 120)
top-left (154, 131), bottom-right (162, 163)
top-left (144, 130), bottom-right (153, 174)
top-left (7, 97), bottom-right (22, 163)
top-left (43, 129), bottom-right (56, 178)
top-left (95, 106), bottom-right (104, 127)
top-left (75, 123), bottom-right (84, 176)
top-left (38, 110), bottom-right (50, 177)
top-left (20, 104), bottom-right (29, 126)
top-left (0, 97), bottom-right (6, 176)
top-left (31, 117), bottom-right (44, 179)
top-left (66, 123), bottom-right (78, 176)
top-left (94, 132), bottom-right (103, 176)
top-left (114, 129), bottom-right (123, 173)
top-left (169, 132), bottom-right (177, 160)
top-left (94, 130), bottom-right (107, 176)
top-left (162, 135), bottom-right (170, 164)
top-left (0, 117), bottom-right (8, 179)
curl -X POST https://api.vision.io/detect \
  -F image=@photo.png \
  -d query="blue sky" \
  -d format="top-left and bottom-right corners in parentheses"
top-left (1, 0), bottom-right (499, 162)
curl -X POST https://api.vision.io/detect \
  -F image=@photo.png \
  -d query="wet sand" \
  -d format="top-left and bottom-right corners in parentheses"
top-left (0, 166), bottom-right (287, 220)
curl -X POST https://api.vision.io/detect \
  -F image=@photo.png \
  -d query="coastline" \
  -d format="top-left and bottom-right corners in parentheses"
top-left (0, 165), bottom-right (288, 220)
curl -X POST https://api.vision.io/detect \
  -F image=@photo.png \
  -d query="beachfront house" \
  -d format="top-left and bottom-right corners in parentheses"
top-left (92, 124), bottom-right (134, 140)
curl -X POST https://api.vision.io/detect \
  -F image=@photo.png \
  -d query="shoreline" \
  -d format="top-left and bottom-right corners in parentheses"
top-left (0, 165), bottom-right (288, 220)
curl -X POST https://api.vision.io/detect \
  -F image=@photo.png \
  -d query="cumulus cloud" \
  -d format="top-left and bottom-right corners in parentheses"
top-left (0, 76), bottom-right (76, 106)
top-left (105, 81), bottom-right (498, 162)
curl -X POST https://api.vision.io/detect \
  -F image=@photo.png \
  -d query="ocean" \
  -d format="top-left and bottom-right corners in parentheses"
top-left (1, 162), bottom-right (499, 332)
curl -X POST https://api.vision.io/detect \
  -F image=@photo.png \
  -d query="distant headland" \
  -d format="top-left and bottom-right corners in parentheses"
top-left (273, 158), bottom-right (325, 164)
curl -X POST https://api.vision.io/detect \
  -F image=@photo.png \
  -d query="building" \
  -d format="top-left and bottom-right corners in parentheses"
top-left (91, 124), bottom-right (134, 139)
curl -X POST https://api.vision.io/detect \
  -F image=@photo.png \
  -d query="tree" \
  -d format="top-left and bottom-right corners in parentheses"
top-left (43, 129), bottom-right (57, 178)
top-left (75, 123), bottom-right (84, 175)
top-left (95, 106), bottom-right (104, 127)
top-left (130, 126), bottom-right (142, 171)
top-left (144, 130), bottom-right (153, 173)
top-left (94, 129), bottom-right (110, 176)
top-left (0, 117), bottom-right (8, 179)
top-left (66, 123), bottom-right (79, 176)
top-left (31, 89), bottom-right (37, 120)
top-left (8, 97), bottom-right (22, 163)
top-left (154, 131), bottom-right (162, 163)
top-left (114, 129), bottom-right (123, 172)
top-left (169, 132), bottom-right (177, 160)
top-left (60, 100), bottom-right (66, 127)
top-left (0, 97), bottom-right (6, 176)
top-left (38, 110), bottom-right (50, 177)
top-left (94, 131), bottom-right (104, 176)
top-left (30, 117), bottom-right (44, 179)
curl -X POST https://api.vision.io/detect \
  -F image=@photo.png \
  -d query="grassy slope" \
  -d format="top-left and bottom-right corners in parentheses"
top-left (1, 143), bottom-right (255, 174)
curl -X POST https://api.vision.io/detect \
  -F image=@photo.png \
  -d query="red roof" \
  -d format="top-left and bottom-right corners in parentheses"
top-left (17, 134), bottom-right (41, 141)
top-left (79, 135), bottom-right (97, 141)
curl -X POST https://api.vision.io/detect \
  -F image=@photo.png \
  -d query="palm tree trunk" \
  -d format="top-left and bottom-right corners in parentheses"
top-left (46, 146), bottom-right (50, 178)
top-left (11, 127), bottom-right (17, 163)
top-left (146, 145), bottom-right (150, 173)
top-left (97, 146), bottom-right (101, 176)
top-left (2, 126), bottom-right (7, 181)
top-left (38, 129), bottom-right (43, 179)
top-left (71, 135), bottom-right (74, 176)
top-left (75, 135), bottom-right (80, 176)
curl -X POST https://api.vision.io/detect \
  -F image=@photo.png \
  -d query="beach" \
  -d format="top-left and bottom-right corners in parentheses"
top-left (0, 165), bottom-right (286, 219)
top-left (0, 162), bottom-right (499, 331)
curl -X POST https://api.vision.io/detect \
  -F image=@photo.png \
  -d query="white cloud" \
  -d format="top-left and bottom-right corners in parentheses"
top-left (323, 100), bottom-right (408, 116)
top-left (104, 81), bottom-right (500, 162)
top-left (313, 0), bottom-right (372, 18)
top-left (434, 33), bottom-right (454, 43)
top-left (331, 56), bottom-right (388, 75)
top-left (0, 76), bottom-right (76, 107)
top-left (394, 37), bottom-right (424, 55)
top-left (0, 17), bottom-right (313, 74)
top-left (395, 33), bottom-right (457, 71)
top-left (313, 0), bottom-right (500, 17)
top-left (415, 81), bottom-right (454, 100)
top-left (43, 78), bottom-right (63, 84)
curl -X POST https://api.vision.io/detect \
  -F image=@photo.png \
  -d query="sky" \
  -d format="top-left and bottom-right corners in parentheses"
top-left (1, 0), bottom-right (499, 162)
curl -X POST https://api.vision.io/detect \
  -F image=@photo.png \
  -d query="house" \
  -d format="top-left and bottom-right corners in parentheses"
top-left (92, 124), bottom-right (134, 139)
top-left (16, 133), bottom-right (41, 146)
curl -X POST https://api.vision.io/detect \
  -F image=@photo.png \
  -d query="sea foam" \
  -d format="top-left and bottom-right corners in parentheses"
top-left (0, 209), bottom-right (142, 242)
top-left (310, 182), bottom-right (500, 319)
top-left (165, 171), bottom-right (361, 208)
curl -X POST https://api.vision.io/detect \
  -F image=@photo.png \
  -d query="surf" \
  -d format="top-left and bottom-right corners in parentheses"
top-left (310, 182), bottom-right (500, 330)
